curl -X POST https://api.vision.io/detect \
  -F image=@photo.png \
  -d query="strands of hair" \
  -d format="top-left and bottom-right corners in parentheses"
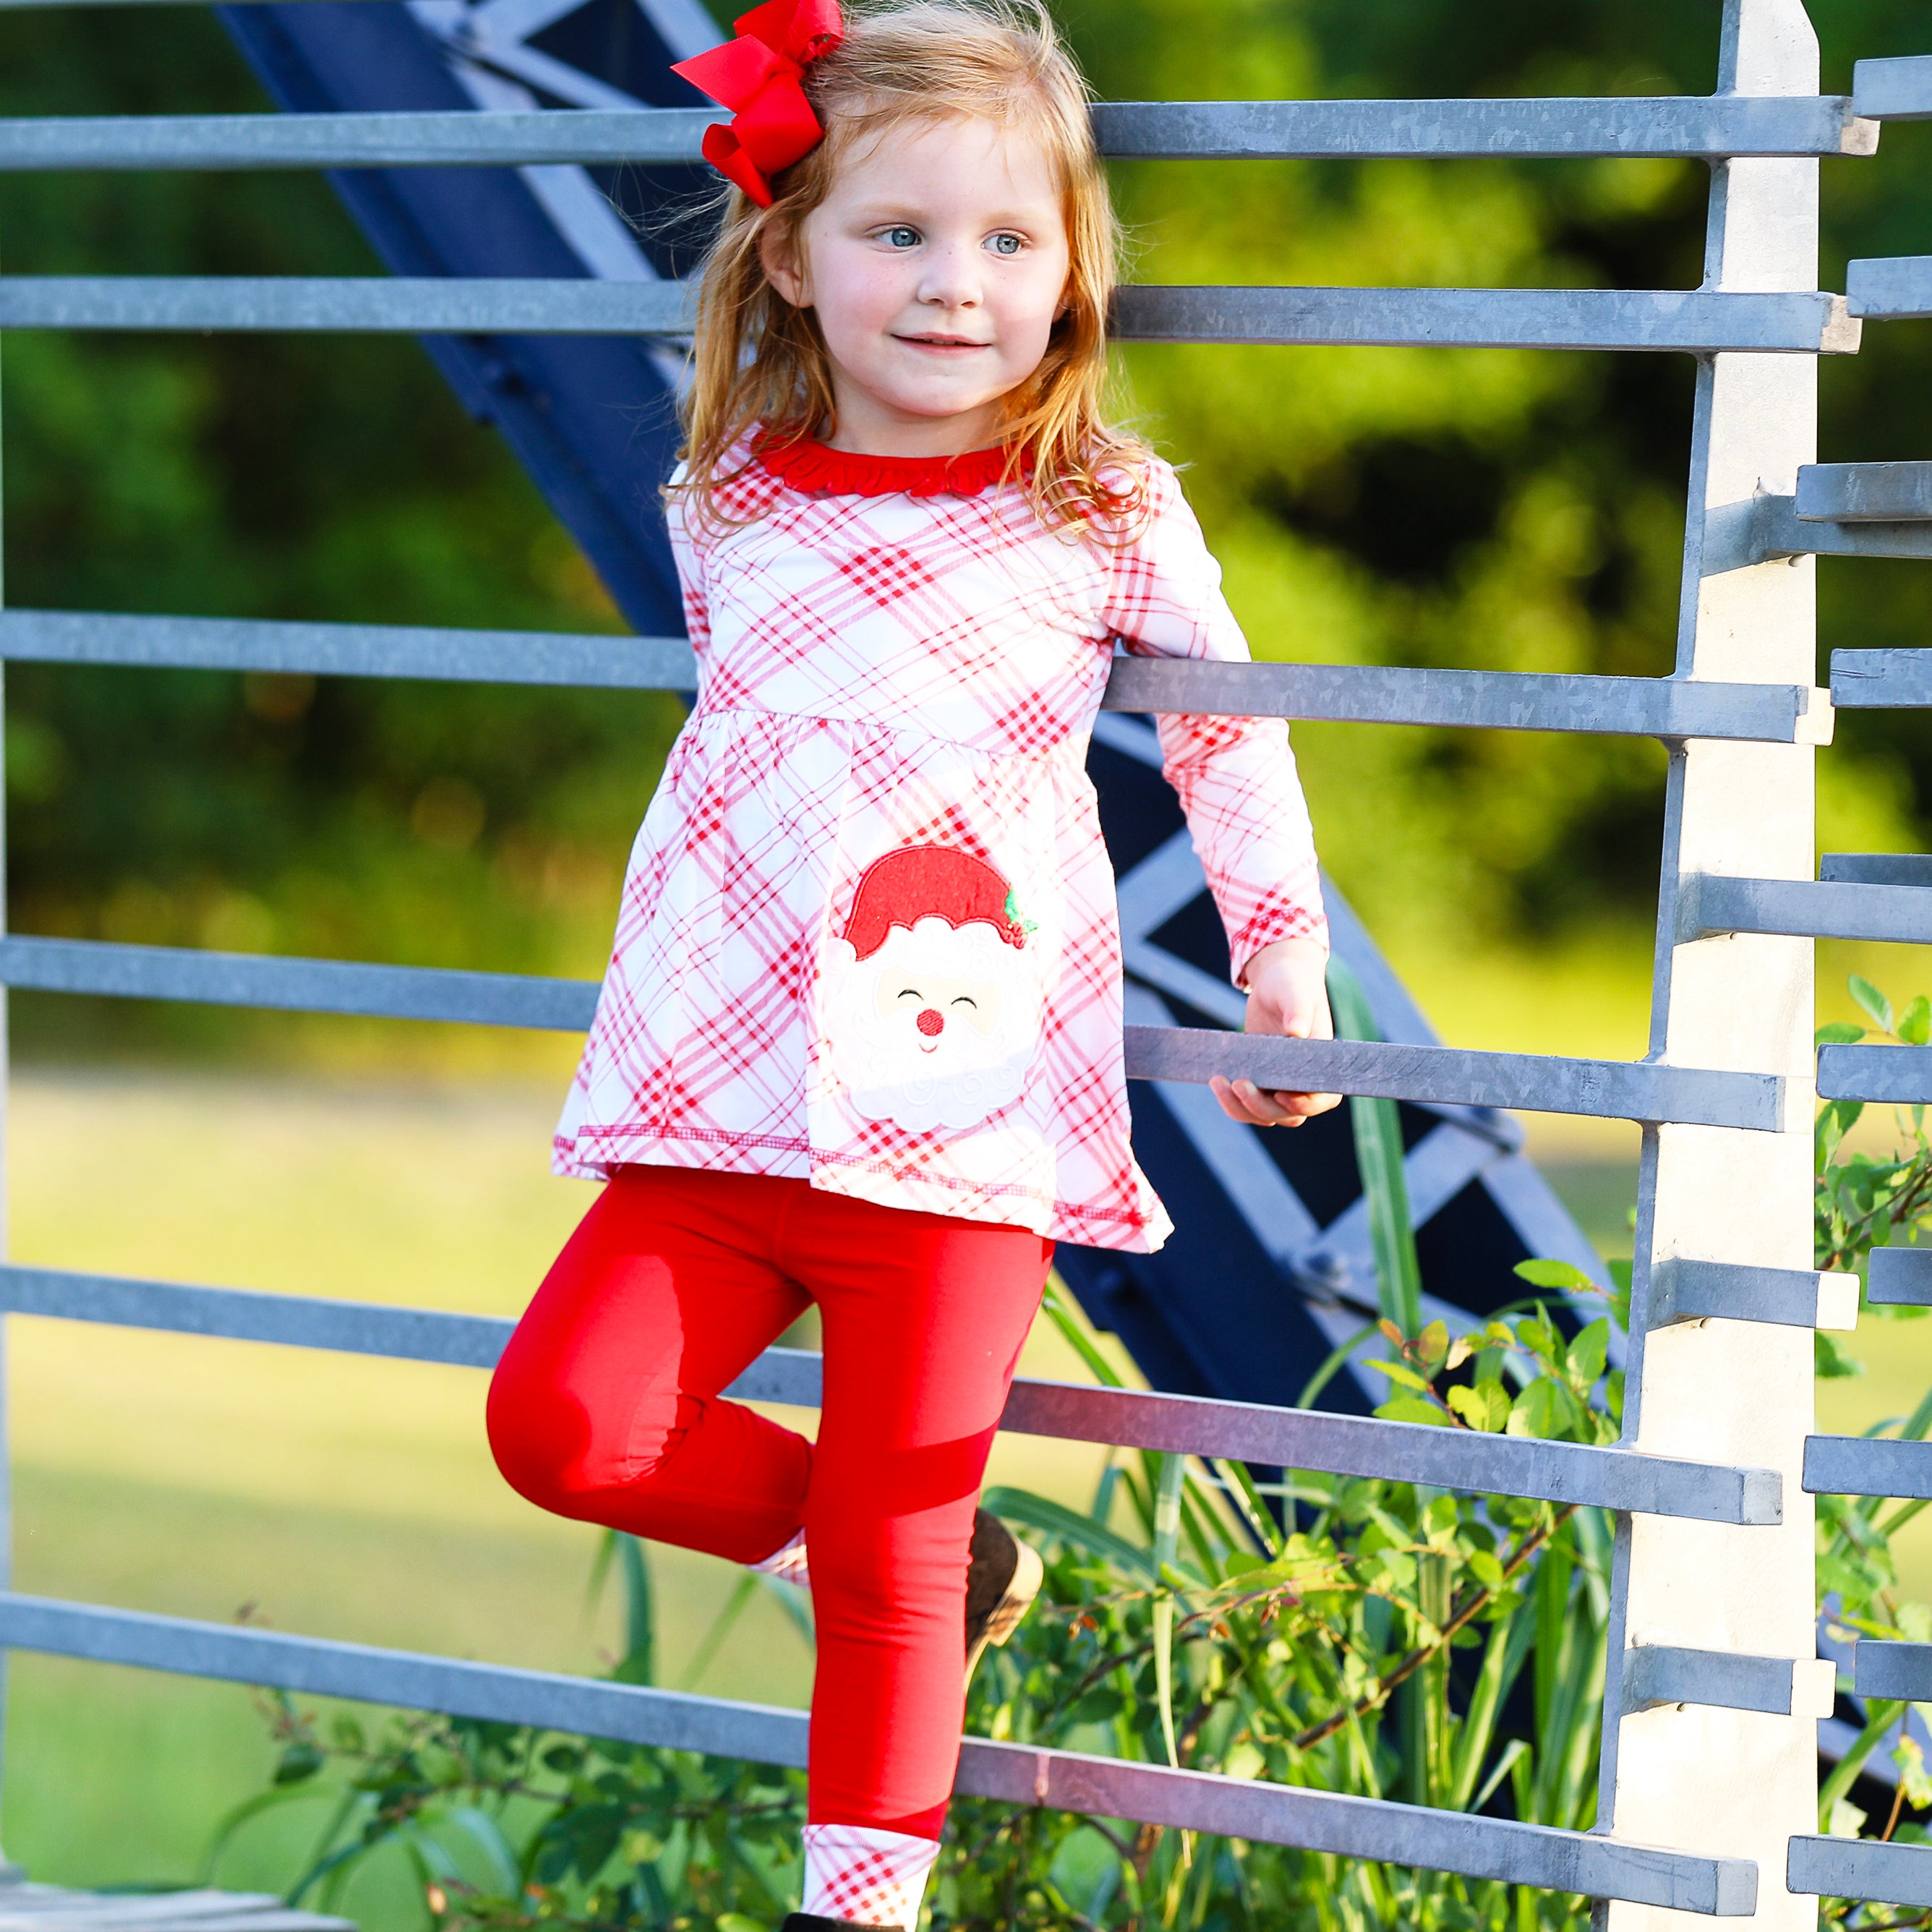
top-left (668, 0), bottom-right (1151, 539)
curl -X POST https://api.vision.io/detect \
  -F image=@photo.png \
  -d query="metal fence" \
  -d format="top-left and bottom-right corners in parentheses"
top-left (0, 0), bottom-right (1930, 1922)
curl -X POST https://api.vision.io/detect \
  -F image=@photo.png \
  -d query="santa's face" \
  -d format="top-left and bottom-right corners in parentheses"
top-left (822, 918), bottom-right (1041, 1132)
top-left (876, 968), bottom-right (1001, 1048)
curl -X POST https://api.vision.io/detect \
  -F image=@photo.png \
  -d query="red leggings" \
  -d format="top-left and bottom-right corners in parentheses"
top-left (486, 1164), bottom-right (1053, 1838)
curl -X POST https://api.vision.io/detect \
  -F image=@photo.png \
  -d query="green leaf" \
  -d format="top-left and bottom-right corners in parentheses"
top-left (1507, 1379), bottom-right (1577, 1440)
top-left (1568, 1319), bottom-right (1610, 1390)
top-left (1513, 1258), bottom-right (1595, 1292)
top-left (1446, 1380), bottom-right (1510, 1433)
top-left (980, 1485), bottom-right (1155, 1581)
top-left (1414, 1320), bottom-right (1450, 1374)
top-left (1151, 1452), bottom-right (1185, 1770)
top-left (1466, 1549), bottom-right (1506, 1589)
top-left (1902, 997), bottom-right (1932, 1047)
top-left (1816, 1332), bottom-right (1865, 1380)
top-left (1374, 1357), bottom-right (1436, 1393)
top-left (1375, 1394), bottom-right (1451, 1427)
top-left (274, 1743), bottom-right (325, 1787)
top-left (1330, 956), bottom-right (1423, 1338)
top-left (1816, 1021), bottom-right (1867, 1047)
top-left (1040, 1277), bottom-right (1129, 1390)
top-left (1850, 975), bottom-right (1895, 1035)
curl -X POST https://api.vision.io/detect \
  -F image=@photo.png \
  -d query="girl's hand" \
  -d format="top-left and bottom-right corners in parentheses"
top-left (1208, 936), bottom-right (1342, 1129)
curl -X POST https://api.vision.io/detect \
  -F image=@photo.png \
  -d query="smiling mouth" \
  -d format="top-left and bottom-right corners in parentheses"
top-left (898, 334), bottom-right (989, 349)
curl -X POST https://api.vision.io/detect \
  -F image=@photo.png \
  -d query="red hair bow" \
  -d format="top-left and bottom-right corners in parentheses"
top-left (672, 0), bottom-right (845, 208)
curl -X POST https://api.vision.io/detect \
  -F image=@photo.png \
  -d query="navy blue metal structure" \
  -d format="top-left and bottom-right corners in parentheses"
top-left (217, 0), bottom-right (1608, 1416)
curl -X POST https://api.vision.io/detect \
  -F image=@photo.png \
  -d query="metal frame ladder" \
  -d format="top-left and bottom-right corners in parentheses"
top-left (3, 0), bottom-right (1932, 1921)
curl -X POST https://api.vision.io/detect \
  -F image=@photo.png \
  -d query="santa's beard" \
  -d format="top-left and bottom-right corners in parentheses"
top-left (821, 920), bottom-right (1043, 1134)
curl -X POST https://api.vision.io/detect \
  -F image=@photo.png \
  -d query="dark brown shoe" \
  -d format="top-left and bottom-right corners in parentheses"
top-left (965, 1506), bottom-right (1043, 1688)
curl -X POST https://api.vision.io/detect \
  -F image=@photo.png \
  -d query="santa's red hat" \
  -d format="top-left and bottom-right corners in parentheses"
top-left (841, 845), bottom-right (1028, 962)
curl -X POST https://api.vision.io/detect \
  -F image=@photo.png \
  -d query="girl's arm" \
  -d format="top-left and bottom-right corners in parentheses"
top-left (1100, 461), bottom-right (1338, 1128)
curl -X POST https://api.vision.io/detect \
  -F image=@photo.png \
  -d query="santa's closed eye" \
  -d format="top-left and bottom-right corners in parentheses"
top-left (873, 965), bottom-right (1004, 1035)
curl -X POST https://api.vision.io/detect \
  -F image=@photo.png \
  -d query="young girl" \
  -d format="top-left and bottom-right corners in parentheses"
top-left (487, 1), bottom-right (1335, 1923)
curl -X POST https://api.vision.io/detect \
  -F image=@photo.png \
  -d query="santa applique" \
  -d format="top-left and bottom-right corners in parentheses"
top-left (821, 845), bottom-right (1046, 1134)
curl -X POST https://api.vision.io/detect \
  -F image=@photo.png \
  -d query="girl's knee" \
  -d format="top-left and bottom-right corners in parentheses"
top-left (486, 1349), bottom-right (688, 1516)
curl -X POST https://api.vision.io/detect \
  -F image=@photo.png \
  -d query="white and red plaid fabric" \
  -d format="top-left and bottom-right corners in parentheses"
top-left (801, 1821), bottom-right (939, 1928)
top-left (552, 434), bottom-right (1326, 1252)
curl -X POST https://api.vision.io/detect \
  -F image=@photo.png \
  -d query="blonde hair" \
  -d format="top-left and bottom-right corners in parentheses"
top-left (668, 0), bottom-right (1150, 537)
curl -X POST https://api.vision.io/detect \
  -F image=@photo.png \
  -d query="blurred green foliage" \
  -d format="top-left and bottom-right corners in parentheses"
top-left (1, 0), bottom-right (1930, 1057)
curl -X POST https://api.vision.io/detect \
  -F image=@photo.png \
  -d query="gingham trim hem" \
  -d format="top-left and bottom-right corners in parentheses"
top-left (801, 1821), bottom-right (939, 1929)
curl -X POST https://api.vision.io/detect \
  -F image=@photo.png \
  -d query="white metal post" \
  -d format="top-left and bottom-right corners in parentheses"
top-left (1597, 2), bottom-right (1824, 1927)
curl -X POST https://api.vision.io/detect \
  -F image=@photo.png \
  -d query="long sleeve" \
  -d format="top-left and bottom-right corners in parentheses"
top-left (1099, 460), bottom-right (1328, 986)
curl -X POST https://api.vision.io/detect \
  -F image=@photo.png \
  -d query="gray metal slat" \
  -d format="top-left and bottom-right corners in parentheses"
top-left (1109, 286), bottom-right (1857, 354)
top-left (0, 1594), bottom-right (1757, 1912)
top-left (1803, 1434), bottom-right (1932, 1499)
top-left (1869, 1248), bottom-right (1932, 1307)
top-left (0, 934), bottom-right (600, 1032)
top-left (0, 0), bottom-right (389, 6)
top-left (4, 612), bottom-right (1828, 743)
top-left (0, 97), bottom-right (1870, 170)
top-left (1099, 658), bottom-right (1824, 742)
top-left (0, 1265), bottom-right (1778, 1521)
top-left (0, 108), bottom-right (724, 171)
top-left (1848, 255), bottom-right (1932, 321)
top-left (1832, 651), bottom-right (1932, 710)
top-left (1747, 495), bottom-right (1932, 563)
top-left (1002, 1379), bottom-right (1778, 1523)
top-left (1819, 851), bottom-right (1932, 886)
top-left (1683, 874), bottom-right (1932, 945)
top-left (1797, 461), bottom-right (1932, 522)
top-left (0, 278), bottom-right (1860, 354)
top-left (1790, 1835), bottom-right (1932, 1908)
top-left (1852, 56), bottom-right (1932, 124)
top-left (1620, 1645), bottom-right (1835, 1717)
top-left (1647, 1259), bottom-right (1855, 1331)
top-left (0, 608), bottom-right (698, 690)
top-left (0, 1902), bottom-right (284, 1930)
top-left (0, 938), bottom-right (1787, 1130)
top-left (1126, 1027), bottom-right (1784, 1132)
top-left (1093, 95), bottom-right (1865, 161)
top-left (1817, 1045), bottom-right (1932, 1106)
top-left (0, 1899), bottom-right (282, 1923)
top-left (0, 1265), bottom-right (517, 1368)
top-left (1852, 1639), bottom-right (1932, 1701)
top-left (0, 275), bottom-right (697, 335)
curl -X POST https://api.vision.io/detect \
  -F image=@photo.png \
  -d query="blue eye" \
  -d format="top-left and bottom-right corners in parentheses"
top-left (987, 233), bottom-right (1023, 257)
top-left (881, 226), bottom-right (920, 249)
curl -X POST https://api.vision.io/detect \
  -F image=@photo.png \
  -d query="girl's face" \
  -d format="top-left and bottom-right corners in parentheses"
top-left (760, 114), bottom-right (1073, 457)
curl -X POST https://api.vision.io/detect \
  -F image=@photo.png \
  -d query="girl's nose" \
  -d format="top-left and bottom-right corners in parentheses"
top-left (916, 1008), bottom-right (944, 1037)
top-left (917, 248), bottom-right (981, 310)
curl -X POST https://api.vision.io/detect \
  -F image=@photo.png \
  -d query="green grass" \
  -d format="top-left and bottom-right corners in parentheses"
top-left (9, 1064), bottom-right (1932, 1921)
top-left (0, 1067), bottom-right (1125, 1912)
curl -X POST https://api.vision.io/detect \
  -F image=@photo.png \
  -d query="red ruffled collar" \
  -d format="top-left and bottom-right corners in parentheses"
top-left (753, 428), bottom-right (1024, 499)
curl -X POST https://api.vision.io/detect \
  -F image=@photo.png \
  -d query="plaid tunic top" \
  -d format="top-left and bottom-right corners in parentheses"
top-left (552, 434), bottom-right (1326, 1252)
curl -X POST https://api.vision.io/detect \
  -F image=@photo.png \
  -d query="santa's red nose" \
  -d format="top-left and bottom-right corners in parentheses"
top-left (916, 1007), bottom-right (944, 1037)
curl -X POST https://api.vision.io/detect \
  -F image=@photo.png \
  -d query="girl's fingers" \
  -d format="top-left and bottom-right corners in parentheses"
top-left (1209, 1075), bottom-right (1342, 1127)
